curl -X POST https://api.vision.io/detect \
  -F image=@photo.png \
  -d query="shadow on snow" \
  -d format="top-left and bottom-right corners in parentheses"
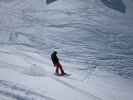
top-left (101, 0), bottom-right (126, 13)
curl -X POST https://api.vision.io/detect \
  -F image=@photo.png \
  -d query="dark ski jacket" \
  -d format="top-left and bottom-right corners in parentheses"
top-left (51, 52), bottom-right (59, 65)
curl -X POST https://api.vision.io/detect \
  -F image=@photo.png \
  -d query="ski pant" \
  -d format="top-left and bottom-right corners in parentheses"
top-left (54, 63), bottom-right (65, 75)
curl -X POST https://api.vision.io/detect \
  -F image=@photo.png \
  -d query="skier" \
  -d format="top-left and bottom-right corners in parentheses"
top-left (51, 51), bottom-right (66, 76)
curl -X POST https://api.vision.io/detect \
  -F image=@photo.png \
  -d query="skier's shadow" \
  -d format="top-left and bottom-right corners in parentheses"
top-left (100, 0), bottom-right (126, 13)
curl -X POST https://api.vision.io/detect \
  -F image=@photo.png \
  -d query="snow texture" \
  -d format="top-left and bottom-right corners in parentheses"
top-left (0, 0), bottom-right (133, 100)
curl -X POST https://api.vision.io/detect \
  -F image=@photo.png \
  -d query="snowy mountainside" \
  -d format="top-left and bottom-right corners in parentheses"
top-left (0, 0), bottom-right (133, 100)
top-left (0, 0), bottom-right (133, 78)
top-left (0, 45), bottom-right (133, 100)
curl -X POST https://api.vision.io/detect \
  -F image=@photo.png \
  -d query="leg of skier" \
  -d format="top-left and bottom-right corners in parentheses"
top-left (55, 65), bottom-right (59, 75)
top-left (57, 63), bottom-right (65, 75)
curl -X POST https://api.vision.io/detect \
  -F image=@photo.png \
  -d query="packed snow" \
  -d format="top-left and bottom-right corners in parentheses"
top-left (0, 0), bottom-right (133, 100)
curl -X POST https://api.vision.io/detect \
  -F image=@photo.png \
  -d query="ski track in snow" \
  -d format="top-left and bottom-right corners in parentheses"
top-left (0, 80), bottom-right (55, 100)
top-left (49, 76), bottom-right (101, 100)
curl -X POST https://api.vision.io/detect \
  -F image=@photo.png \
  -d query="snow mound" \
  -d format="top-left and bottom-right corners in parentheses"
top-left (23, 64), bottom-right (46, 76)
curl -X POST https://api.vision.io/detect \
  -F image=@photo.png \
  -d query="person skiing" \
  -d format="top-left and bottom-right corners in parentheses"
top-left (51, 51), bottom-right (66, 76)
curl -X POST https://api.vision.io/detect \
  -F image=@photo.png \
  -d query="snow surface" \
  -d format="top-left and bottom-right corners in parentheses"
top-left (0, 45), bottom-right (133, 100)
top-left (0, 0), bottom-right (133, 100)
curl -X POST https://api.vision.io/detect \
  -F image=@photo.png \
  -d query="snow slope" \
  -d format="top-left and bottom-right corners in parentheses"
top-left (0, 0), bottom-right (133, 100)
top-left (0, 45), bottom-right (133, 100)
top-left (0, 0), bottom-right (133, 78)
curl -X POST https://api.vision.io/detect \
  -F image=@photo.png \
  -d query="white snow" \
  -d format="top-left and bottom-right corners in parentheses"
top-left (0, 45), bottom-right (133, 100)
top-left (0, 0), bottom-right (133, 100)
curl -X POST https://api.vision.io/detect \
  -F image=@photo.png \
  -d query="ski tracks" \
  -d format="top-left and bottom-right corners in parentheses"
top-left (49, 74), bottom-right (102, 100)
top-left (0, 80), bottom-right (55, 100)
